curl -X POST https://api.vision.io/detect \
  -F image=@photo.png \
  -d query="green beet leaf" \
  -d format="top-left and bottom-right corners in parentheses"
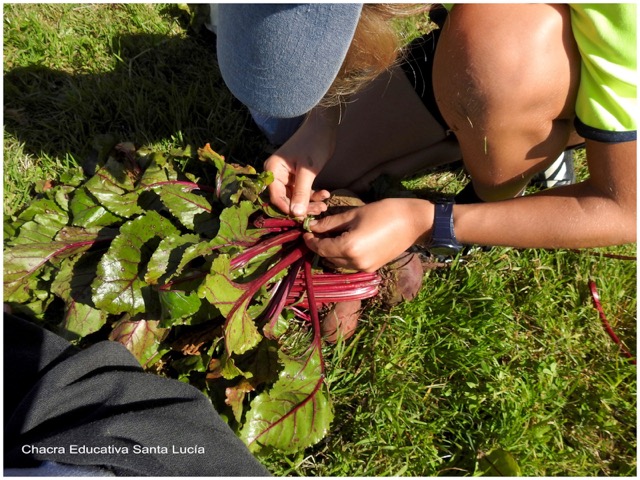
top-left (9, 196), bottom-right (68, 239)
top-left (92, 211), bottom-right (180, 315)
top-left (157, 184), bottom-right (213, 230)
top-left (172, 201), bottom-right (259, 277)
top-left (199, 255), bottom-right (263, 356)
top-left (58, 167), bottom-right (86, 188)
top-left (8, 196), bottom-right (69, 247)
top-left (240, 346), bottom-right (333, 453)
top-left (210, 351), bottom-right (254, 381)
top-left (197, 143), bottom-right (227, 171)
top-left (51, 251), bottom-right (109, 340)
top-left (235, 338), bottom-right (281, 389)
top-left (231, 298), bottom-right (266, 352)
top-left (12, 216), bottom-right (66, 246)
top-left (225, 379), bottom-right (254, 423)
top-left (214, 201), bottom-right (262, 246)
top-left (158, 287), bottom-right (219, 327)
top-left (138, 151), bottom-right (174, 184)
top-left (229, 172), bottom-right (273, 204)
top-left (198, 144), bottom-right (261, 206)
top-left (158, 288), bottom-right (201, 323)
top-left (4, 141), bottom-right (348, 455)
top-left (3, 270), bottom-right (45, 305)
top-left (84, 158), bottom-right (143, 218)
top-left (70, 187), bottom-right (123, 227)
top-left (4, 226), bottom-right (115, 299)
top-left (145, 233), bottom-right (200, 285)
top-left (263, 308), bottom-right (294, 340)
top-left (5, 270), bottom-right (56, 317)
top-left (54, 225), bottom-right (119, 250)
top-left (108, 316), bottom-right (168, 367)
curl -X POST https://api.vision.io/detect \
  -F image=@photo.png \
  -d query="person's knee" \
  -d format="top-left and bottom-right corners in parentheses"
top-left (434, 3), bottom-right (580, 202)
top-left (434, 4), bottom-right (579, 131)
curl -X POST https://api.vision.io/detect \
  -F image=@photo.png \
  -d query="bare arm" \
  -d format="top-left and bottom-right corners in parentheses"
top-left (455, 140), bottom-right (636, 248)
top-left (303, 4), bottom-right (636, 271)
top-left (306, 141), bottom-right (636, 272)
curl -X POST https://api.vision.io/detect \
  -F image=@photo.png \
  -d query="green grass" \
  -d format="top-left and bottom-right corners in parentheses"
top-left (260, 247), bottom-right (636, 476)
top-left (3, 3), bottom-right (267, 218)
top-left (4, 4), bottom-right (636, 477)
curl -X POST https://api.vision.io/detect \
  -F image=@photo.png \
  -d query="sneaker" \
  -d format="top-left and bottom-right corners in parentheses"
top-left (531, 150), bottom-right (576, 189)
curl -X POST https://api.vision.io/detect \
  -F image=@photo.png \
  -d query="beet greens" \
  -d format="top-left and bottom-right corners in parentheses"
top-left (3, 142), bottom-right (382, 453)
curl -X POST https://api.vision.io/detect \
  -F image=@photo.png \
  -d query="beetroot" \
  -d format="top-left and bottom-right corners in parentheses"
top-left (323, 189), bottom-right (366, 215)
top-left (321, 300), bottom-right (362, 344)
top-left (379, 252), bottom-right (424, 307)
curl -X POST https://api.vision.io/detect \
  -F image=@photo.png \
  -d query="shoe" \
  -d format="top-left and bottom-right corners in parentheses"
top-left (531, 150), bottom-right (576, 189)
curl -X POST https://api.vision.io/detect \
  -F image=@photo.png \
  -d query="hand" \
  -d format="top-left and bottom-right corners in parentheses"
top-left (264, 107), bottom-right (339, 218)
top-left (303, 198), bottom-right (434, 272)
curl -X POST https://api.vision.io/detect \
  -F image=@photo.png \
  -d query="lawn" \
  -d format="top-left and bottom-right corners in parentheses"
top-left (4, 4), bottom-right (637, 476)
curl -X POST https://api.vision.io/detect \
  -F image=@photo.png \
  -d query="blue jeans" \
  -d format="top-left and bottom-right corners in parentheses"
top-left (250, 108), bottom-right (304, 146)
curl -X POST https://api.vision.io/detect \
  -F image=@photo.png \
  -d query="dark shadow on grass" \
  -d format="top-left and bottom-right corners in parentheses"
top-left (4, 29), bottom-right (268, 168)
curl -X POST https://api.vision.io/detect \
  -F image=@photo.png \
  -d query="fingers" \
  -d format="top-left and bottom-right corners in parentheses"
top-left (268, 177), bottom-right (292, 215)
top-left (268, 175), bottom-right (329, 216)
top-left (303, 211), bottom-right (363, 269)
top-left (307, 210), bottom-right (354, 234)
top-left (288, 167), bottom-right (317, 218)
top-left (307, 190), bottom-right (331, 216)
top-left (265, 156), bottom-right (294, 214)
top-left (261, 106), bottom-right (338, 217)
top-left (304, 199), bottom-right (424, 272)
top-left (303, 231), bottom-right (353, 269)
top-left (264, 154), bottom-right (331, 217)
top-left (310, 189), bottom-right (331, 203)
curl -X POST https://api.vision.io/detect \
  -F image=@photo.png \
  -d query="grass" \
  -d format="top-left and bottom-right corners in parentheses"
top-left (4, 4), bottom-right (636, 477)
top-left (3, 3), bottom-right (267, 217)
top-left (261, 247), bottom-right (636, 476)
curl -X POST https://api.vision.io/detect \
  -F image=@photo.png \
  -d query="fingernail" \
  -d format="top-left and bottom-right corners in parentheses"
top-left (291, 204), bottom-right (305, 217)
top-left (308, 219), bottom-right (318, 227)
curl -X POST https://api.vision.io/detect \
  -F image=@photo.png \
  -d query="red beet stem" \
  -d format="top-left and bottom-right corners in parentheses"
top-left (589, 279), bottom-right (636, 364)
top-left (253, 216), bottom-right (299, 229)
top-left (230, 229), bottom-right (302, 270)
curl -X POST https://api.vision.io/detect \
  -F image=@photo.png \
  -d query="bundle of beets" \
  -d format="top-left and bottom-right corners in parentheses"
top-left (3, 142), bottom-right (424, 453)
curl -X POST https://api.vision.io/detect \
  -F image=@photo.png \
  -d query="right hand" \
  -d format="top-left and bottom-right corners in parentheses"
top-left (303, 198), bottom-right (434, 272)
top-left (263, 107), bottom-right (339, 218)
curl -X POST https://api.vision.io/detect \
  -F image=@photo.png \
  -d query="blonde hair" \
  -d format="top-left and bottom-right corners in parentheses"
top-left (319, 3), bottom-right (433, 109)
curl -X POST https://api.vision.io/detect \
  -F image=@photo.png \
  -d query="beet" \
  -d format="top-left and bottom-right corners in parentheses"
top-left (320, 300), bottom-right (362, 344)
top-left (323, 189), bottom-right (365, 215)
top-left (379, 252), bottom-right (424, 307)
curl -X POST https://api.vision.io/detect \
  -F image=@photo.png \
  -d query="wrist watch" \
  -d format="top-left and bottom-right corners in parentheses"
top-left (427, 202), bottom-right (463, 256)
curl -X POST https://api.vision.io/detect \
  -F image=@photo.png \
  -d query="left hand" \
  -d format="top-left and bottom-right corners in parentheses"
top-left (303, 198), bottom-right (434, 272)
top-left (263, 106), bottom-right (339, 218)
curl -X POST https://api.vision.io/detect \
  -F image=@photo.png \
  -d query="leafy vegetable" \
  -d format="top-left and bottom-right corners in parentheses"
top-left (3, 142), bottom-right (383, 453)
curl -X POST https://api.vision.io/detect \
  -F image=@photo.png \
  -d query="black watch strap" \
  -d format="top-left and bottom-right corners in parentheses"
top-left (428, 202), bottom-right (463, 255)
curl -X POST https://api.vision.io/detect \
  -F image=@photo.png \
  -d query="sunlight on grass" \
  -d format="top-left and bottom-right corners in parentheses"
top-left (4, 3), bottom-right (267, 218)
top-left (263, 248), bottom-right (636, 476)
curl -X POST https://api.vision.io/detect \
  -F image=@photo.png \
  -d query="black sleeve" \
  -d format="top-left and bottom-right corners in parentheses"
top-left (3, 314), bottom-right (270, 477)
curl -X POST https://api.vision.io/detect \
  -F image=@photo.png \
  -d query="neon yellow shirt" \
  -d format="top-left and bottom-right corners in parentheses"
top-left (444, 3), bottom-right (637, 142)
top-left (570, 3), bottom-right (637, 142)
